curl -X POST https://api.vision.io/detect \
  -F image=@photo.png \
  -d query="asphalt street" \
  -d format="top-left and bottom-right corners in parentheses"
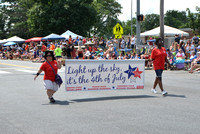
top-left (0, 59), bottom-right (200, 134)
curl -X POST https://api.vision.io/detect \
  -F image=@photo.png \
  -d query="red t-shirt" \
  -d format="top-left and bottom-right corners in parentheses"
top-left (41, 45), bottom-right (46, 52)
top-left (40, 60), bottom-right (57, 81)
top-left (151, 47), bottom-right (167, 70)
top-left (88, 46), bottom-right (92, 52)
top-left (149, 37), bottom-right (153, 46)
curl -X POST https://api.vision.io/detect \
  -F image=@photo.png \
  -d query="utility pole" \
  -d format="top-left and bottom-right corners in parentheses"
top-left (160, 0), bottom-right (164, 45)
top-left (131, 0), bottom-right (133, 35)
top-left (136, 0), bottom-right (140, 50)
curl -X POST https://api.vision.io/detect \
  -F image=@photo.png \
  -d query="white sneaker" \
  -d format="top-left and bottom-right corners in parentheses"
top-left (151, 89), bottom-right (157, 94)
top-left (162, 90), bottom-right (168, 95)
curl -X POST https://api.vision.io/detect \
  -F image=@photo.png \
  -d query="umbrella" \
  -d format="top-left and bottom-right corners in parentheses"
top-left (3, 41), bottom-right (16, 46)
top-left (42, 33), bottom-right (65, 40)
top-left (25, 37), bottom-right (42, 43)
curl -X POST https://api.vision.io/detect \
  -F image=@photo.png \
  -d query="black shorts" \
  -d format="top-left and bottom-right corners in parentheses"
top-left (155, 69), bottom-right (163, 78)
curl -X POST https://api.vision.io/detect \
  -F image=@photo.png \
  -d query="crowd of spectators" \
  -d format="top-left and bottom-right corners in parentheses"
top-left (166, 34), bottom-right (200, 73)
top-left (0, 34), bottom-right (200, 73)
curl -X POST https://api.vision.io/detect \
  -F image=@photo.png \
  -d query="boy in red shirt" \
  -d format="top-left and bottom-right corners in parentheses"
top-left (150, 38), bottom-right (171, 95)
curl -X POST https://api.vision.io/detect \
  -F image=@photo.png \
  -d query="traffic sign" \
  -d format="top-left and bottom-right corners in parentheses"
top-left (115, 34), bottom-right (122, 39)
top-left (113, 23), bottom-right (123, 35)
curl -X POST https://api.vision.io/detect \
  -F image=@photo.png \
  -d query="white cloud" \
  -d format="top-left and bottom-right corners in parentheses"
top-left (117, 0), bottom-right (200, 21)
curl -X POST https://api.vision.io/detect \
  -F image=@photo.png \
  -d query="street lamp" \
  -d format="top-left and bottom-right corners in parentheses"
top-left (131, 0), bottom-right (133, 35)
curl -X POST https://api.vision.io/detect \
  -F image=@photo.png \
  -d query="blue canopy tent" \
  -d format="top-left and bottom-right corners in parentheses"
top-left (61, 30), bottom-right (83, 40)
top-left (3, 41), bottom-right (16, 46)
top-left (42, 33), bottom-right (65, 40)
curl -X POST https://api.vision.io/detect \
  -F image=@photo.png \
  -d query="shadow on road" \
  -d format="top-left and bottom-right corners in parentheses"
top-left (42, 100), bottom-right (71, 105)
top-left (70, 95), bottom-right (157, 103)
top-left (164, 94), bottom-right (186, 98)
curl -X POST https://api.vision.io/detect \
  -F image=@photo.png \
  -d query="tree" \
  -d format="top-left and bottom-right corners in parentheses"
top-left (66, 0), bottom-right (97, 37)
top-left (121, 18), bottom-right (136, 35)
top-left (25, 0), bottom-right (97, 37)
top-left (186, 7), bottom-right (200, 34)
top-left (91, 0), bottom-right (122, 37)
top-left (0, 7), bottom-right (8, 39)
top-left (140, 14), bottom-right (160, 32)
top-left (164, 10), bottom-right (188, 29)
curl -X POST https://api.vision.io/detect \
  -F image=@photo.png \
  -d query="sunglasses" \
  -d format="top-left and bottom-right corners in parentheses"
top-left (46, 55), bottom-right (52, 57)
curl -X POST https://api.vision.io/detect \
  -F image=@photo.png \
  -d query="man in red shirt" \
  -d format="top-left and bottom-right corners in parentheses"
top-left (150, 38), bottom-right (171, 95)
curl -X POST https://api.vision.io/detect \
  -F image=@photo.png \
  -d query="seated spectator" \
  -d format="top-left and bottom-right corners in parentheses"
top-left (175, 49), bottom-right (185, 60)
top-left (166, 48), bottom-right (174, 64)
top-left (130, 52), bottom-right (136, 59)
top-left (111, 53), bottom-right (116, 60)
top-left (21, 51), bottom-right (29, 60)
top-left (84, 48), bottom-right (91, 59)
top-left (13, 50), bottom-right (21, 59)
top-left (185, 51), bottom-right (197, 70)
top-left (117, 53), bottom-right (124, 60)
top-left (99, 49), bottom-right (104, 56)
top-left (189, 56), bottom-right (200, 73)
top-left (123, 53), bottom-right (129, 60)
top-left (134, 53), bottom-right (141, 59)
top-left (77, 45), bottom-right (83, 59)
top-left (96, 53), bottom-right (104, 60)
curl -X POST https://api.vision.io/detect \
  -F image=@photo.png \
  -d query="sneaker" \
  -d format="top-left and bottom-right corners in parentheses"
top-left (162, 90), bottom-right (168, 95)
top-left (151, 89), bottom-right (157, 94)
top-left (49, 97), bottom-right (55, 103)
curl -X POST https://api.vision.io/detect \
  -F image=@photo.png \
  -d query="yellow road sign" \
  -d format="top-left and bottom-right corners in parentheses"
top-left (113, 23), bottom-right (123, 35)
top-left (115, 34), bottom-right (122, 39)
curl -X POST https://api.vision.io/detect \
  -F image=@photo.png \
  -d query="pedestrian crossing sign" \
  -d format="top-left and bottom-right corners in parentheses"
top-left (115, 34), bottom-right (122, 39)
top-left (113, 23), bottom-right (123, 35)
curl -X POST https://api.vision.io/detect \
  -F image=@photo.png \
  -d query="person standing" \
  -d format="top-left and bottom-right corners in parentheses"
top-left (54, 45), bottom-right (62, 59)
top-left (131, 35), bottom-right (136, 49)
top-left (192, 34), bottom-right (199, 47)
top-left (174, 34), bottom-right (181, 44)
top-left (151, 38), bottom-right (171, 95)
top-left (34, 50), bottom-right (62, 103)
top-left (50, 42), bottom-right (55, 51)
top-left (41, 43), bottom-right (47, 56)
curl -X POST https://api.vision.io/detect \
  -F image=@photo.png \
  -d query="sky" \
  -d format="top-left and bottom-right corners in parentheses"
top-left (117, 0), bottom-right (200, 21)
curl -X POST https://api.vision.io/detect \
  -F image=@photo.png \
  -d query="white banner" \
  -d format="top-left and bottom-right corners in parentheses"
top-left (65, 60), bottom-right (145, 91)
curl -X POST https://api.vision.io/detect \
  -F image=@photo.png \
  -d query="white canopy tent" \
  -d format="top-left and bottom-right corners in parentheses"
top-left (6, 36), bottom-right (25, 43)
top-left (0, 39), bottom-right (7, 45)
top-left (141, 25), bottom-right (189, 37)
top-left (61, 30), bottom-right (83, 40)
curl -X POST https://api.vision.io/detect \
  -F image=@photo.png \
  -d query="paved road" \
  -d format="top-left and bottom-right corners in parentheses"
top-left (0, 60), bottom-right (200, 134)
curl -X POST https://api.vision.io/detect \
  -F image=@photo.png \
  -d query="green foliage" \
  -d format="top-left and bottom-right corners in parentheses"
top-left (0, 7), bottom-right (8, 39)
top-left (165, 10), bottom-right (188, 29)
top-left (141, 14), bottom-right (160, 32)
top-left (186, 7), bottom-right (200, 34)
top-left (121, 18), bottom-right (136, 35)
top-left (91, 0), bottom-right (122, 37)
